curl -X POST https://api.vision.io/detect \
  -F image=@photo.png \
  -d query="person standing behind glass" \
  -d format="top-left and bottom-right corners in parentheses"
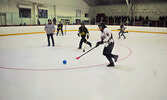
top-left (53, 17), bottom-right (56, 25)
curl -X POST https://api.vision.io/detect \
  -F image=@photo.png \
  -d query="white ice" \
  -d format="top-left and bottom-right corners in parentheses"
top-left (0, 29), bottom-right (167, 100)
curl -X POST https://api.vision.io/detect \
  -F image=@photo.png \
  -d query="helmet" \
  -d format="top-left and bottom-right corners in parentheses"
top-left (48, 19), bottom-right (51, 22)
top-left (98, 22), bottom-right (106, 29)
top-left (81, 22), bottom-right (85, 25)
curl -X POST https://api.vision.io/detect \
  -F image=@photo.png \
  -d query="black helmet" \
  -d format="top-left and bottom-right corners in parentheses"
top-left (48, 19), bottom-right (51, 22)
top-left (81, 22), bottom-right (85, 25)
top-left (98, 22), bottom-right (106, 29)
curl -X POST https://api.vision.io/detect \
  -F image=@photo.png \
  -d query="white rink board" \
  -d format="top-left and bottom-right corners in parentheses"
top-left (0, 25), bottom-right (167, 35)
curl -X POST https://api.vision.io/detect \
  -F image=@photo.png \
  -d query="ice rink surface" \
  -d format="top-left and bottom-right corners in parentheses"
top-left (0, 29), bottom-right (167, 100)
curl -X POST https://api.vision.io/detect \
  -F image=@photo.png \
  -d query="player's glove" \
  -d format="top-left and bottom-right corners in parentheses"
top-left (77, 33), bottom-right (80, 37)
top-left (96, 41), bottom-right (103, 47)
top-left (87, 35), bottom-right (89, 39)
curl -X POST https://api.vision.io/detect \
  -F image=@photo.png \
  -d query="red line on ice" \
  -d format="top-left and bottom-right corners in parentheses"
top-left (0, 42), bottom-right (132, 71)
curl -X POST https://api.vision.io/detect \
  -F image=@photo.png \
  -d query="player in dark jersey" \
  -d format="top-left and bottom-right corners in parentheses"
top-left (56, 22), bottom-right (63, 36)
top-left (78, 23), bottom-right (92, 49)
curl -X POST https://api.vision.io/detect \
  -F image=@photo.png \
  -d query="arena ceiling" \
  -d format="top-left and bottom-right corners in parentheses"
top-left (84, 0), bottom-right (167, 6)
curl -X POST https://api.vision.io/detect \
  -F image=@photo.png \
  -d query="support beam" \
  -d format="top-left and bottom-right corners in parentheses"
top-left (126, 0), bottom-right (130, 8)
top-left (32, 3), bottom-right (38, 25)
top-left (125, 0), bottom-right (134, 22)
top-left (53, 5), bottom-right (56, 18)
top-left (126, 0), bottom-right (130, 17)
top-left (83, 0), bottom-right (96, 6)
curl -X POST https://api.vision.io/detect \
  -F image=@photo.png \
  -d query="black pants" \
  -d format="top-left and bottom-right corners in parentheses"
top-left (118, 30), bottom-right (126, 38)
top-left (53, 21), bottom-right (56, 25)
top-left (79, 35), bottom-right (91, 48)
top-left (47, 34), bottom-right (54, 46)
top-left (57, 29), bottom-right (63, 36)
top-left (103, 42), bottom-right (117, 65)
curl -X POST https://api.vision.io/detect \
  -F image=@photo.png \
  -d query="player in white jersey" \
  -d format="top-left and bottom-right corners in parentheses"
top-left (96, 23), bottom-right (119, 67)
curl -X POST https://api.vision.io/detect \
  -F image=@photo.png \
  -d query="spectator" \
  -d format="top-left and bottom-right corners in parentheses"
top-left (23, 23), bottom-right (26, 26)
top-left (135, 16), bottom-right (137, 21)
top-left (37, 18), bottom-right (40, 25)
top-left (53, 17), bottom-right (56, 25)
top-left (146, 16), bottom-right (149, 21)
top-left (139, 16), bottom-right (142, 21)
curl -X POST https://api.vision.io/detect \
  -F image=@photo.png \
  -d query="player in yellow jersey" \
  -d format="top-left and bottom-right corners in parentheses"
top-left (78, 23), bottom-right (92, 49)
top-left (56, 22), bottom-right (63, 36)
top-left (118, 23), bottom-right (128, 39)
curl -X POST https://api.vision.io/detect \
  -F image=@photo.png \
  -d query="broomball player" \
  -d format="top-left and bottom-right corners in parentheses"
top-left (96, 23), bottom-right (119, 67)
top-left (56, 22), bottom-right (63, 36)
top-left (118, 23), bottom-right (128, 39)
top-left (78, 23), bottom-right (92, 49)
top-left (44, 19), bottom-right (55, 46)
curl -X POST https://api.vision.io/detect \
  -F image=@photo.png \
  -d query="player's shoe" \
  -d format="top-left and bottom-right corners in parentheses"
top-left (107, 64), bottom-right (115, 67)
top-left (89, 43), bottom-right (92, 47)
top-left (114, 55), bottom-right (119, 62)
